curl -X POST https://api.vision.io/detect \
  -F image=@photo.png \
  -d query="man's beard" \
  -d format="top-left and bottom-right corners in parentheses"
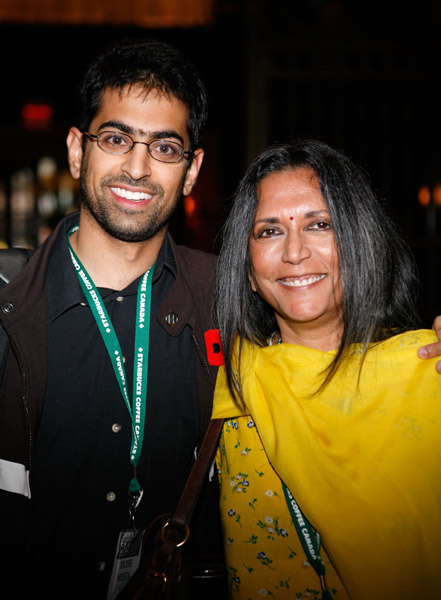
top-left (79, 159), bottom-right (185, 243)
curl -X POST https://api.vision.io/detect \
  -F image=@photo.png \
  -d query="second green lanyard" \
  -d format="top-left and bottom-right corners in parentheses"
top-left (282, 483), bottom-right (332, 600)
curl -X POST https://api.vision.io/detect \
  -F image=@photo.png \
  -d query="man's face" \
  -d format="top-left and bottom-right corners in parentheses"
top-left (67, 85), bottom-right (203, 243)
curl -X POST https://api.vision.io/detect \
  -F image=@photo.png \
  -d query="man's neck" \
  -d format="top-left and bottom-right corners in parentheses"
top-left (70, 213), bottom-right (165, 290)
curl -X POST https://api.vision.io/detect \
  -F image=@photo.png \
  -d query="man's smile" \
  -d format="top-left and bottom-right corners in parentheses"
top-left (110, 186), bottom-right (154, 202)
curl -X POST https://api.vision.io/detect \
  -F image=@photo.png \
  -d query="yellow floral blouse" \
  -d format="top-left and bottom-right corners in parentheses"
top-left (216, 417), bottom-right (350, 599)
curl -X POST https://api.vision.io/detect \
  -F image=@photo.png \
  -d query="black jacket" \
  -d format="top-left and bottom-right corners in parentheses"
top-left (0, 213), bottom-right (222, 596)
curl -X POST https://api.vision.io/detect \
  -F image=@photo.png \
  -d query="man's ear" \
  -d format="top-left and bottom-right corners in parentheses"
top-left (182, 148), bottom-right (204, 196)
top-left (66, 127), bottom-right (84, 180)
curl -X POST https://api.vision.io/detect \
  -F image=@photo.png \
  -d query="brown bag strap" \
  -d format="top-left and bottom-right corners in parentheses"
top-left (172, 417), bottom-right (224, 529)
top-left (116, 418), bottom-right (225, 599)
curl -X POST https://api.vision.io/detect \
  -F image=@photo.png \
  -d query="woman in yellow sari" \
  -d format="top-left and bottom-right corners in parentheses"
top-left (212, 139), bottom-right (441, 600)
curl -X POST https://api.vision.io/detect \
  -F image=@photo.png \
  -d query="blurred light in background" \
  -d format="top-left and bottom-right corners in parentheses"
top-left (22, 103), bottom-right (53, 131)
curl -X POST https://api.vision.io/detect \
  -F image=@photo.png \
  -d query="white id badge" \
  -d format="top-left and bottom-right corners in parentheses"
top-left (107, 528), bottom-right (145, 600)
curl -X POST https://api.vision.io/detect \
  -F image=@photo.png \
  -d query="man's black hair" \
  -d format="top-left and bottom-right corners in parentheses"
top-left (78, 38), bottom-right (208, 150)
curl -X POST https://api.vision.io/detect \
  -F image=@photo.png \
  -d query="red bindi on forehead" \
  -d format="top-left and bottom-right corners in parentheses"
top-left (290, 216), bottom-right (293, 220)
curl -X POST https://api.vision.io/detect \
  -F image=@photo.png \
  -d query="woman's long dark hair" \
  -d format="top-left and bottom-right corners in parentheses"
top-left (214, 139), bottom-right (420, 405)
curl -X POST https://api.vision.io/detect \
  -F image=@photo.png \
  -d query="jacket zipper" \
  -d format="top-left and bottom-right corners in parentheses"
top-left (191, 328), bottom-right (216, 434)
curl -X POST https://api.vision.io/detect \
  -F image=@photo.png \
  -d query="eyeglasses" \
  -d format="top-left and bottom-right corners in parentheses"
top-left (83, 131), bottom-right (194, 164)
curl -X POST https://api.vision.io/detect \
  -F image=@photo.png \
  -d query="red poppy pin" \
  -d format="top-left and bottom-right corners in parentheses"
top-left (204, 329), bottom-right (225, 366)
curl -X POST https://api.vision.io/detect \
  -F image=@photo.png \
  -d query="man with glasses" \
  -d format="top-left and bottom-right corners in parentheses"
top-left (0, 38), bottom-right (225, 599)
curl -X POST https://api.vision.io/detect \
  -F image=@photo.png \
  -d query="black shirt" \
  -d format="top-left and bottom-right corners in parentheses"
top-left (30, 218), bottom-right (199, 598)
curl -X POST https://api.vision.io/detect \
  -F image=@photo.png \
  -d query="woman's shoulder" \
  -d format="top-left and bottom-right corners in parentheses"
top-left (372, 329), bottom-right (437, 352)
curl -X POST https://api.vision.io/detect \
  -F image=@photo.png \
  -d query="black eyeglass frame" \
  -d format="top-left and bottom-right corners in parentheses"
top-left (82, 131), bottom-right (194, 164)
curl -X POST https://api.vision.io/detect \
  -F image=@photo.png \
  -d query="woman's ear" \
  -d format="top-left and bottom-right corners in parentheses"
top-left (248, 270), bottom-right (257, 293)
top-left (66, 127), bottom-right (84, 180)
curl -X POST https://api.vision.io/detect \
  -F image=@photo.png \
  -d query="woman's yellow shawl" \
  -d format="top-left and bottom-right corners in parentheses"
top-left (212, 330), bottom-right (441, 600)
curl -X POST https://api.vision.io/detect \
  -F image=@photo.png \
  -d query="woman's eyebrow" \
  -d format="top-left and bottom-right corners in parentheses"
top-left (253, 217), bottom-right (280, 225)
top-left (305, 210), bottom-right (329, 218)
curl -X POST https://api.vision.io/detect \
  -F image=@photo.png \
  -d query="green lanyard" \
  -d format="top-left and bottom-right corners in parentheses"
top-left (282, 483), bottom-right (332, 599)
top-left (271, 333), bottom-right (332, 598)
top-left (67, 224), bottom-right (155, 495)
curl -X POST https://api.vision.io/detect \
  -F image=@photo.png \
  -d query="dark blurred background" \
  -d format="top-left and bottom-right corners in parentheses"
top-left (1, 0), bottom-right (440, 324)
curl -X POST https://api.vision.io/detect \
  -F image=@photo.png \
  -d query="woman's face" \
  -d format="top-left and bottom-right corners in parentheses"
top-left (249, 167), bottom-right (343, 348)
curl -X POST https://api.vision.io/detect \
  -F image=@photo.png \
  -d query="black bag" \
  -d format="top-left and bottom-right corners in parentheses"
top-left (116, 418), bottom-right (225, 600)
